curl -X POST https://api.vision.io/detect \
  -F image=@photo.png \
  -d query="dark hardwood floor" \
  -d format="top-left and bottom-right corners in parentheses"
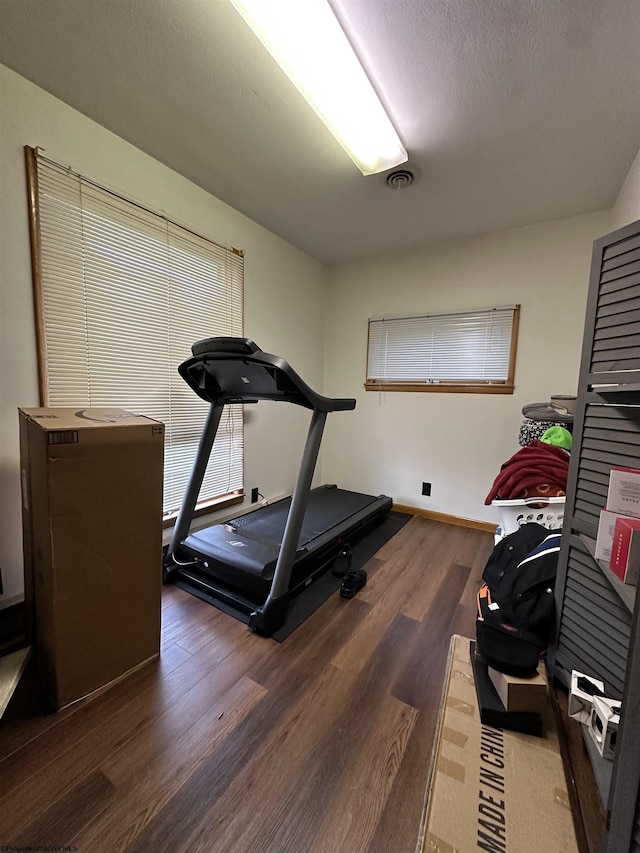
top-left (0, 517), bottom-right (596, 852)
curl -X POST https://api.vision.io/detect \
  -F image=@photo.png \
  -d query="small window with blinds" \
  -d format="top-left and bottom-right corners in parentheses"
top-left (366, 305), bottom-right (519, 394)
top-left (25, 146), bottom-right (244, 518)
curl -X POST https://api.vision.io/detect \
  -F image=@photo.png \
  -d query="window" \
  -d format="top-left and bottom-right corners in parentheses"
top-left (366, 305), bottom-right (519, 394)
top-left (25, 147), bottom-right (244, 517)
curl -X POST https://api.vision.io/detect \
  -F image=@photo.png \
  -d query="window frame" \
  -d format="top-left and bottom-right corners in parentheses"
top-left (24, 145), bottom-right (245, 521)
top-left (365, 305), bottom-right (520, 394)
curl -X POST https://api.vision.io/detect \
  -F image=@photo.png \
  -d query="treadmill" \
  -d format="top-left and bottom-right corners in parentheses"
top-left (163, 337), bottom-right (392, 635)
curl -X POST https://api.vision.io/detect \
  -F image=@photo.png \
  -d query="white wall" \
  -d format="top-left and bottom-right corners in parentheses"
top-left (611, 144), bottom-right (640, 230)
top-left (2, 63), bottom-right (637, 605)
top-left (0, 64), bottom-right (328, 605)
top-left (322, 211), bottom-right (611, 525)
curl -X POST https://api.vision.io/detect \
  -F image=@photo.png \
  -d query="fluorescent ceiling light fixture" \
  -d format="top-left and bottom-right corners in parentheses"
top-left (228, 0), bottom-right (408, 176)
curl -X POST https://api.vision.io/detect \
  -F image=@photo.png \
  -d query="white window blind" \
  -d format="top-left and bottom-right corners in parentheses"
top-left (30, 150), bottom-right (244, 515)
top-left (367, 306), bottom-right (518, 390)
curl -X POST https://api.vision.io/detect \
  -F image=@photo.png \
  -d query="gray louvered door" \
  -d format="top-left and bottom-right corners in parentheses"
top-left (549, 219), bottom-right (640, 853)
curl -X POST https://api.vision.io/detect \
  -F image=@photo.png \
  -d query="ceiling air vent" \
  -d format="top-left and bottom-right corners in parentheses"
top-left (385, 168), bottom-right (415, 189)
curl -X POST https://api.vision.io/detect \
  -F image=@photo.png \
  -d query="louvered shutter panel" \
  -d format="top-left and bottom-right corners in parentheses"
top-left (549, 220), bottom-right (640, 852)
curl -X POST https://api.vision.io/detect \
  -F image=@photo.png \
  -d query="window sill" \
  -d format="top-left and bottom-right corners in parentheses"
top-left (364, 382), bottom-right (514, 394)
top-left (162, 491), bottom-right (243, 528)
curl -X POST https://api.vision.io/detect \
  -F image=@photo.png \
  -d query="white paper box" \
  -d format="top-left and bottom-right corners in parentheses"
top-left (568, 671), bottom-right (605, 724)
top-left (607, 466), bottom-right (640, 519)
top-left (588, 696), bottom-right (621, 760)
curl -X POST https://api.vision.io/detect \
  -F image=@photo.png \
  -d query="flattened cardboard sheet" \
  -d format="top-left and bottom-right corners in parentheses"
top-left (416, 635), bottom-right (578, 853)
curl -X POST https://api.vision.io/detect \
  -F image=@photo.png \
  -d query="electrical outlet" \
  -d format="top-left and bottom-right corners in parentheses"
top-left (251, 487), bottom-right (259, 503)
top-left (422, 482), bottom-right (431, 496)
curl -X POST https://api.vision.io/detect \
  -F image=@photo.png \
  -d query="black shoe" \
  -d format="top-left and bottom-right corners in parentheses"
top-left (340, 569), bottom-right (367, 599)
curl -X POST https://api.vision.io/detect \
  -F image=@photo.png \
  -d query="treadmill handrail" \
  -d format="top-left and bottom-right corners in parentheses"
top-left (178, 337), bottom-right (355, 413)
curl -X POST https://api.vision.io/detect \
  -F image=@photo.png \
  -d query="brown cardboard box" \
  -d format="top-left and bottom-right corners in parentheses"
top-left (417, 635), bottom-right (578, 853)
top-left (488, 664), bottom-right (549, 713)
top-left (19, 407), bottom-right (164, 709)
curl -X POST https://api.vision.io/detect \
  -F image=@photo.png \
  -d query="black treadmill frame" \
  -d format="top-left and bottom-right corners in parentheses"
top-left (164, 337), bottom-right (387, 634)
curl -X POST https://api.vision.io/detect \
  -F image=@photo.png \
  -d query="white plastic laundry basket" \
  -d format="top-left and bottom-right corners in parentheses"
top-left (491, 497), bottom-right (565, 537)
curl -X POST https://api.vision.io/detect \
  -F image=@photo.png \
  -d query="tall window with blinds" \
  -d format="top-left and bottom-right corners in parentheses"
top-left (366, 305), bottom-right (519, 394)
top-left (25, 147), bottom-right (244, 517)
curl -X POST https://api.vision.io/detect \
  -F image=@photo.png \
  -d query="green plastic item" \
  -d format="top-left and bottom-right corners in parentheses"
top-left (540, 425), bottom-right (572, 450)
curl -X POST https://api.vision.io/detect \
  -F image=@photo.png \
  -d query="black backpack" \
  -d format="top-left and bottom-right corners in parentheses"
top-left (476, 523), bottom-right (561, 678)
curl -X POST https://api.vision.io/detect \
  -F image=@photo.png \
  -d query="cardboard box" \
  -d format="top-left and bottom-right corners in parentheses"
top-left (488, 663), bottom-right (548, 713)
top-left (473, 648), bottom-right (542, 736)
top-left (19, 407), bottom-right (164, 709)
top-left (568, 670), bottom-right (606, 724)
top-left (595, 509), bottom-right (630, 562)
top-left (606, 466), bottom-right (640, 518)
top-left (610, 516), bottom-right (640, 584)
top-left (416, 635), bottom-right (578, 853)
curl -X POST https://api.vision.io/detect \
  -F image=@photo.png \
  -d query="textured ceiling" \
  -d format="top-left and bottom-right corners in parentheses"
top-left (1, 0), bottom-right (639, 264)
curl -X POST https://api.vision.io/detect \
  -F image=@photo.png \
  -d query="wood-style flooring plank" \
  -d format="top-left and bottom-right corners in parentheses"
top-left (457, 533), bottom-right (494, 610)
top-left (247, 591), bottom-right (372, 690)
top-left (160, 593), bottom-right (228, 649)
top-left (122, 663), bottom-right (350, 852)
top-left (366, 702), bottom-right (441, 853)
top-left (367, 587), bottom-right (482, 849)
top-left (305, 628), bottom-right (420, 853)
top-left (72, 675), bottom-right (267, 851)
top-left (332, 522), bottom-right (472, 679)
top-left (0, 591), bottom-right (203, 760)
top-left (9, 769), bottom-right (116, 848)
top-left (174, 663), bottom-right (364, 853)
top-left (163, 612), bottom-right (420, 853)
top-left (123, 596), bottom-right (377, 851)
top-left (0, 639), bottom-right (190, 765)
top-left (2, 520), bottom-right (591, 853)
top-left (307, 693), bottom-right (417, 853)
top-left (99, 635), bottom-right (266, 791)
top-left (392, 562), bottom-right (470, 711)
top-left (0, 611), bottom-right (270, 836)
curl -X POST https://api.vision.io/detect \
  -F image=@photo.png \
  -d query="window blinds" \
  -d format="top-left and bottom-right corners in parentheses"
top-left (367, 306), bottom-right (518, 385)
top-left (32, 151), bottom-right (244, 515)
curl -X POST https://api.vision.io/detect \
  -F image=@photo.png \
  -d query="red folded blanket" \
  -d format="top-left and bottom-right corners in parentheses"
top-left (485, 440), bottom-right (569, 504)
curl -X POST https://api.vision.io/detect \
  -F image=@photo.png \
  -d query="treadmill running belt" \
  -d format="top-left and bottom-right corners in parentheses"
top-left (180, 485), bottom-right (392, 601)
top-left (229, 486), bottom-right (379, 547)
top-left (183, 486), bottom-right (383, 575)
